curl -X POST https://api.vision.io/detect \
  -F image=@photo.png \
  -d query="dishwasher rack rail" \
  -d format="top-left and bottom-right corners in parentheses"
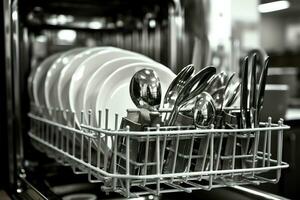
top-left (28, 108), bottom-right (289, 198)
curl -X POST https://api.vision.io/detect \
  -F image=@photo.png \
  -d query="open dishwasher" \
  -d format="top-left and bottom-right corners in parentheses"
top-left (1, 0), bottom-right (290, 199)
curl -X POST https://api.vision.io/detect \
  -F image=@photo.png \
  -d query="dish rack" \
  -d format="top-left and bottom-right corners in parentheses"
top-left (28, 107), bottom-right (290, 198)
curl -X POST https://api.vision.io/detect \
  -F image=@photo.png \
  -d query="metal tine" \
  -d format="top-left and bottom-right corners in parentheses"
top-left (214, 132), bottom-right (224, 177)
top-left (80, 111), bottom-right (84, 161)
top-left (200, 124), bottom-right (213, 175)
top-left (97, 110), bottom-right (102, 168)
top-left (65, 109), bottom-right (70, 154)
top-left (155, 124), bottom-right (161, 196)
top-left (267, 117), bottom-right (272, 167)
top-left (71, 111), bottom-right (85, 174)
top-left (46, 110), bottom-right (51, 144)
top-left (112, 133), bottom-right (118, 190)
top-left (231, 131), bottom-right (237, 178)
top-left (160, 133), bottom-right (167, 174)
top-left (115, 113), bottom-right (119, 130)
top-left (103, 109), bottom-right (109, 171)
top-left (143, 130), bottom-right (150, 186)
top-left (251, 130), bottom-right (260, 177)
top-left (71, 112), bottom-right (76, 157)
top-left (55, 108), bottom-right (60, 148)
top-left (125, 125), bottom-right (131, 197)
top-left (184, 133), bottom-right (195, 181)
top-left (98, 110), bottom-right (102, 129)
top-left (113, 113), bottom-right (118, 147)
top-left (105, 109), bottom-right (109, 130)
top-left (199, 127), bottom-right (212, 181)
top-left (87, 109), bottom-right (101, 183)
top-left (208, 128), bottom-right (214, 190)
top-left (276, 119), bottom-right (284, 182)
top-left (60, 109), bottom-right (65, 151)
top-left (262, 118), bottom-right (270, 167)
top-left (49, 108), bottom-right (53, 145)
top-left (170, 133), bottom-right (180, 182)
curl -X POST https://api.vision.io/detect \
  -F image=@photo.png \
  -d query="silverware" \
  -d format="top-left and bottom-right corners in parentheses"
top-left (257, 56), bottom-right (270, 118)
top-left (129, 68), bottom-right (162, 111)
top-left (250, 54), bottom-right (257, 128)
top-left (240, 57), bottom-right (249, 129)
top-left (221, 73), bottom-right (236, 110)
top-left (224, 82), bottom-right (241, 107)
top-left (166, 66), bottom-right (216, 126)
top-left (163, 64), bottom-right (194, 109)
top-left (163, 66), bottom-right (216, 173)
top-left (206, 71), bottom-right (228, 95)
top-left (193, 92), bottom-right (216, 128)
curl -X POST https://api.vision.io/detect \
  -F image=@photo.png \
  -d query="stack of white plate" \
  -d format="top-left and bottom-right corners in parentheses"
top-left (29, 47), bottom-right (176, 130)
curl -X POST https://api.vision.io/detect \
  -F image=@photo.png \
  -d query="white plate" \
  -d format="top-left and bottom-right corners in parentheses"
top-left (95, 62), bottom-right (175, 130)
top-left (57, 47), bottom-right (111, 113)
top-left (83, 56), bottom-right (155, 126)
top-left (69, 48), bottom-right (153, 126)
top-left (44, 48), bottom-right (85, 116)
top-left (32, 53), bottom-right (62, 113)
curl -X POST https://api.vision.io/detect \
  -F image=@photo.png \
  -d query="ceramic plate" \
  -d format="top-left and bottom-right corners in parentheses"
top-left (95, 62), bottom-right (175, 130)
top-left (44, 48), bottom-right (85, 116)
top-left (57, 47), bottom-right (111, 114)
top-left (83, 56), bottom-right (155, 126)
top-left (69, 48), bottom-right (153, 126)
top-left (32, 53), bottom-right (61, 114)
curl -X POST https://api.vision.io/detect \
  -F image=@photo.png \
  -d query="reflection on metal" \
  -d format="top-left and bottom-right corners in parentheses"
top-left (3, 0), bottom-right (15, 188)
top-left (12, 0), bottom-right (24, 173)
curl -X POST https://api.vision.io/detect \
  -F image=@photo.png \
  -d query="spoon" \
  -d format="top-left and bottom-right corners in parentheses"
top-left (163, 64), bottom-right (194, 109)
top-left (224, 82), bottom-right (241, 107)
top-left (206, 71), bottom-right (228, 95)
top-left (220, 73), bottom-right (236, 111)
top-left (193, 92), bottom-right (216, 128)
top-left (167, 66), bottom-right (216, 126)
top-left (130, 68), bottom-right (162, 111)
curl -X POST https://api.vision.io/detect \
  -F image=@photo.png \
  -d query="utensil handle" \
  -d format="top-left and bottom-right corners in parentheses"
top-left (167, 105), bottom-right (180, 126)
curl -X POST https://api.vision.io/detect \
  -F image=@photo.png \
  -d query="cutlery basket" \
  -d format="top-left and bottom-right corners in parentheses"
top-left (28, 108), bottom-right (289, 198)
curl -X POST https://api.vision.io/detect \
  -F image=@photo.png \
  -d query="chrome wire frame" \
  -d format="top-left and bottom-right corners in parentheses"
top-left (28, 108), bottom-right (289, 198)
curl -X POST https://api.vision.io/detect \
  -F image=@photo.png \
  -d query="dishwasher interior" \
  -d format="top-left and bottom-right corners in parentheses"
top-left (2, 0), bottom-right (291, 199)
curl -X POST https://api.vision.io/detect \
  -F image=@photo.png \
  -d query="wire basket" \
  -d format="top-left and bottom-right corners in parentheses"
top-left (28, 107), bottom-right (289, 198)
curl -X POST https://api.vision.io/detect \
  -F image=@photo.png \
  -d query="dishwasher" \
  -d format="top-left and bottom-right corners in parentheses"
top-left (1, 0), bottom-right (290, 199)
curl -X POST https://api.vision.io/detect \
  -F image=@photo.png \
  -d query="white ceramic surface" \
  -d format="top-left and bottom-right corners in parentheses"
top-left (57, 47), bottom-right (111, 113)
top-left (69, 48), bottom-right (153, 126)
top-left (32, 53), bottom-right (61, 113)
top-left (95, 62), bottom-right (175, 130)
top-left (44, 48), bottom-right (85, 115)
top-left (83, 56), bottom-right (155, 126)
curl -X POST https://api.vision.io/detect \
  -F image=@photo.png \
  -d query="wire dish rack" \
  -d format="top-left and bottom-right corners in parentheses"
top-left (28, 107), bottom-right (290, 198)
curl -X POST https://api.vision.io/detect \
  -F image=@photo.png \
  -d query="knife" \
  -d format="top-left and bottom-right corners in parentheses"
top-left (250, 54), bottom-right (257, 128)
top-left (240, 57), bottom-right (249, 129)
top-left (257, 56), bottom-right (270, 119)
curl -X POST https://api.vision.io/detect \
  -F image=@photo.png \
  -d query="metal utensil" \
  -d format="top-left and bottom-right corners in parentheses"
top-left (224, 82), bottom-right (241, 107)
top-left (194, 92), bottom-right (216, 128)
top-left (240, 57), bottom-right (249, 128)
top-left (210, 72), bottom-right (235, 111)
top-left (221, 73), bottom-right (236, 109)
top-left (163, 64), bottom-right (195, 109)
top-left (167, 66), bottom-right (216, 126)
top-left (130, 68), bottom-right (162, 111)
top-left (250, 54), bottom-right (257, 128)
top-left (206, 71), bottom-right (228, 95)
top-left (257, 56), bottom-right (270, 118)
